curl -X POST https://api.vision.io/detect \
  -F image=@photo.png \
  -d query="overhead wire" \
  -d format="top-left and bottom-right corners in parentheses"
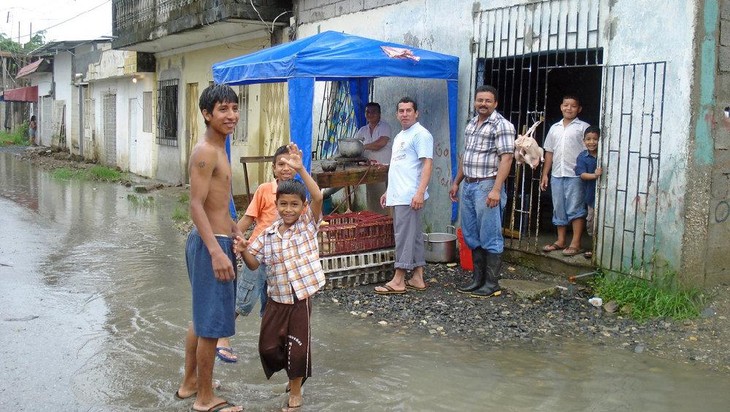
top-left (1, 0), bottom-right (111, 42)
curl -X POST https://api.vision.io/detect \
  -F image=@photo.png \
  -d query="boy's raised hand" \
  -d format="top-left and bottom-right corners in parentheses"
top-left (283, 143), bottom-right (304, 171)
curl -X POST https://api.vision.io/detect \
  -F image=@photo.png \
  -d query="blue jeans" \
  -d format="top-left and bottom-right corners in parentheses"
top-left (550, 176), bottom-right (587, 226)
top-left (236, 264), bottom-right (267, 317)
top-left (460, 179), bottom-right (506, 254)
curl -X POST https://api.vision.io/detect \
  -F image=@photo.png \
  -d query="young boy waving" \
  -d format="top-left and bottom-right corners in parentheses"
top-left (236, 143), bottom-right (324, 411)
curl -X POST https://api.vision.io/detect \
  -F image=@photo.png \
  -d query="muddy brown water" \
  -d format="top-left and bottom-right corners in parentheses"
top-left (1, 150), bottom-right (728, 411)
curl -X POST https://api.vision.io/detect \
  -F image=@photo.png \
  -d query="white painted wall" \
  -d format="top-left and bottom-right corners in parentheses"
top-left (155, 34), bottom-right (271, 186)
top-left (88, 75), bottom-right (156, 176)
top-left (53, 52), bottom-right (74, 147)
top-left (130, 77), bottom-right (157, 178)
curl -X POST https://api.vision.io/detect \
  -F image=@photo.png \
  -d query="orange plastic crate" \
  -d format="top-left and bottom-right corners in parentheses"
top-left (318, 211), bottom-right (394, 256)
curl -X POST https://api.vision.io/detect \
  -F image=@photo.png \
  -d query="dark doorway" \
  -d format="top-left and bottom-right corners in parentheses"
top-left (477, 49), bottom-right (603, 247)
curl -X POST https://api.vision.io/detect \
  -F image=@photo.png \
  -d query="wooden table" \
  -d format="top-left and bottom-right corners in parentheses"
top-left (239, 157), bottom-right (389, 210)
top-left (311, 160), bottom-right (389, 188)
top-left (312, 160), bottom-right (389, 212)
top-left (239, 155), bottom-right (274, 201)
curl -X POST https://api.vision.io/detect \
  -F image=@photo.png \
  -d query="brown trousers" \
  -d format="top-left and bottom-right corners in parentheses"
top-left (259, 296), bottom-right (312, 381)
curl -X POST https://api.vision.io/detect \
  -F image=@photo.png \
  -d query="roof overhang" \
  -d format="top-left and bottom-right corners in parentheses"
top-left (29, 40), bottom-right (103, 56)
top-left (16, 59), bottom-right (52, 79)
top-left (0, 86), bottom-right (38, 102)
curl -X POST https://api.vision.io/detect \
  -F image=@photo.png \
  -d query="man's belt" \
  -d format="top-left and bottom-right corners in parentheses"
top-left (464, 176), bottom-right (496, 183)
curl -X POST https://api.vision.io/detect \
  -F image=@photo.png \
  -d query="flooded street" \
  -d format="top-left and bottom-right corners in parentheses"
top-left (1, 149), bottom-right (729, 411)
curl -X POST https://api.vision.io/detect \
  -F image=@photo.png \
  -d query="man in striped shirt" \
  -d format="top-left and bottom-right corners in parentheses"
top-left (449, 85), bottom-right (515, 298)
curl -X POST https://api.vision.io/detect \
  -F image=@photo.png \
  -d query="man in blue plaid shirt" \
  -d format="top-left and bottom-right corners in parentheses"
top-left (449, 85), bottom-right (515, 298)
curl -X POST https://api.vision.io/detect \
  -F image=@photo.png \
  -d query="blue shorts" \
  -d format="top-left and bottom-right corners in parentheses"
top-left (185, 227), bottom-right (237, 338)
top-left (236, 263), bottom-right (267, 317)
top-left (550, 176), bottom-right (587, 226)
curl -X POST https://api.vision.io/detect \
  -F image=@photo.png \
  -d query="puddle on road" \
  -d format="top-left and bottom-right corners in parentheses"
top-left (1, 150), bottom-right (728, 411)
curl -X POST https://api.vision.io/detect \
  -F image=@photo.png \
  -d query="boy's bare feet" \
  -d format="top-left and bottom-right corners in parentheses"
top-left (283, 393), bottom-right (303, 411)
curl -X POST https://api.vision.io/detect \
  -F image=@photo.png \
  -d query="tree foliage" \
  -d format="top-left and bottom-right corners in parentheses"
top-left (0, 32), bottom-right (46, 78)
top-left (0, 32), bottom-right (46, 54)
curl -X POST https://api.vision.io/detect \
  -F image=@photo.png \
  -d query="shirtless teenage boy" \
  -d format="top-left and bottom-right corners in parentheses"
top-left (176, 84), bottom-right (244, 412)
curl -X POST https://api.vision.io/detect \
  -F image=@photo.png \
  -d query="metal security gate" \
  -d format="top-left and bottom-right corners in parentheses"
top-left (103, 94), bottom-right (117, 167)
top-left (472, 0), bottom-right (604, 251)
top-left (597, 63), bottom-right (665, 279)
top-left (473, 0), bottom-right (666, 278)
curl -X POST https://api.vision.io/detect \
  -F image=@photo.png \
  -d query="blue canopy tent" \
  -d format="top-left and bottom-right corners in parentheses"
top-left (213, 30), bottom-right (460, 220)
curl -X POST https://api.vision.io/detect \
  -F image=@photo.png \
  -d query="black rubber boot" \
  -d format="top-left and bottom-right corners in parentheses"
top-left (457, 247), bottom-right (485, 294)
top-left (470, 252), bottom-right (502, 298)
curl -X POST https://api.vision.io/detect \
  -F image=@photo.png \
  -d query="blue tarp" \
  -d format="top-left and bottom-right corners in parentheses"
top-left (213, 30), bottom-right (460, 220)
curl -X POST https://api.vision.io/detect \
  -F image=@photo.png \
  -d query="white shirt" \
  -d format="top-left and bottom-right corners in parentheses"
top-left (543, 118), bottom-right (589, 177)
top-left (354, 120), bottom-right (393, 164)
top-left (386, 122), bottom-right (433, 206)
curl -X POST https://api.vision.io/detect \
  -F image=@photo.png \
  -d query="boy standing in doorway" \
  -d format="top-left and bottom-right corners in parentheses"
top-left (575, 126), bottom-right (603, 258)
top-left (540, 95), bottom-right (590, 257)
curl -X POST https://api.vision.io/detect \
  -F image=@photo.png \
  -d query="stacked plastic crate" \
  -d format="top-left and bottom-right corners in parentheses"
top-left (318, 211), bottom-right (395, 289)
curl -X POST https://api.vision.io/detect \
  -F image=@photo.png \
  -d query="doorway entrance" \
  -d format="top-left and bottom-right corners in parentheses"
top-left (476, 49), bottom-right (603, 253)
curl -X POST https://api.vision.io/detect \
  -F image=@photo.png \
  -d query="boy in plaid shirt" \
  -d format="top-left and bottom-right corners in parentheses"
top-left (236, 143), bottom-right (324, 411)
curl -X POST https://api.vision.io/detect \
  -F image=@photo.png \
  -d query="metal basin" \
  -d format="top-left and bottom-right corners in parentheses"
top-left (424, 228), bottom-right (457, 263)
top-left (338, 138), bottom-right (364, 157)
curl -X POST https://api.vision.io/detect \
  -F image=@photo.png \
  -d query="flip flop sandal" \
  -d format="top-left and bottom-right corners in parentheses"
top-left (192, 400), bottom-right (239, 412)
top-left (374, 284), bottom-right (406, 295)
top-left (562, 247), bottom-right (582, 257)
top-left (542, 243), bottom-right (566, 252)
top-left (215, 346), bottom-right (238, 363)
top-left (405, 280), bottom-right (427, 291)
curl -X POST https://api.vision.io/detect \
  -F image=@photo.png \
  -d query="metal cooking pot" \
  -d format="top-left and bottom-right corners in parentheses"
top-left (338, 138), bottom-right (364, 158)
top-left (423, 225), bottom-right (457, 263)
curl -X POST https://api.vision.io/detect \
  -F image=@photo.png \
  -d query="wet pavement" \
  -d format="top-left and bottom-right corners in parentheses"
top-left (1, 149), bottom-right (729, 411)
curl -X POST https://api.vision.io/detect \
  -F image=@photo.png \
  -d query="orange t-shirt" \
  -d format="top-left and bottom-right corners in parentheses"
top-left (246, 181), bottom-right (279, 241)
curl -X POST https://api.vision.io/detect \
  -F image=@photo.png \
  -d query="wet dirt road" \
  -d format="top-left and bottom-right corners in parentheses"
top-left (1, 150), bottom-right (729, 411)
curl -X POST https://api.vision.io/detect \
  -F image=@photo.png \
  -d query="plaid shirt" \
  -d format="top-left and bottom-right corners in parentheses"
top-left (462, 111), bottom-right (516, 179)
top-left (248, 207), bottom-right (325, 304)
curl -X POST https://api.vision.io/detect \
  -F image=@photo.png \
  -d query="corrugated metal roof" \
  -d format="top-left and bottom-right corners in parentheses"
top-left (16, 59), bottom-right (45, 79)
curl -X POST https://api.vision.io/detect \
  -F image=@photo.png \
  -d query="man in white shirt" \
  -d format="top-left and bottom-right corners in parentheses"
top-left (374, 97), bottom-right (433, 295)
top-left (354, 102), bottom-right (393, 213)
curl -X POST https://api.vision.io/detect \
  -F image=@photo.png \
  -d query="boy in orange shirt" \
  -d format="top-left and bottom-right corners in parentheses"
top-left (215, 145), bottom-right (293, 363)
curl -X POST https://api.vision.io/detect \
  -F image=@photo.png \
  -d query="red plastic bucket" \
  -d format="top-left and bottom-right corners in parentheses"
top-left (456, 228), bottom-right (473, 271)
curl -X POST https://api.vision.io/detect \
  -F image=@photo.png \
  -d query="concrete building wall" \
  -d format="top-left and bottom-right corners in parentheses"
top-left (602, 0), bottom-right (698, 278)
top-left (129, 76), bottom-right (157, 178)
top-left (53, 52), bottom-right (74, 149)
top-left (154, 35), bottom-right (272, 187)
top-left (701, 0), bottom-right (730, 285)
top-left (33, 73), bottom-right (54, 146)
top-left (89, 78), bottom-right (116, 165)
